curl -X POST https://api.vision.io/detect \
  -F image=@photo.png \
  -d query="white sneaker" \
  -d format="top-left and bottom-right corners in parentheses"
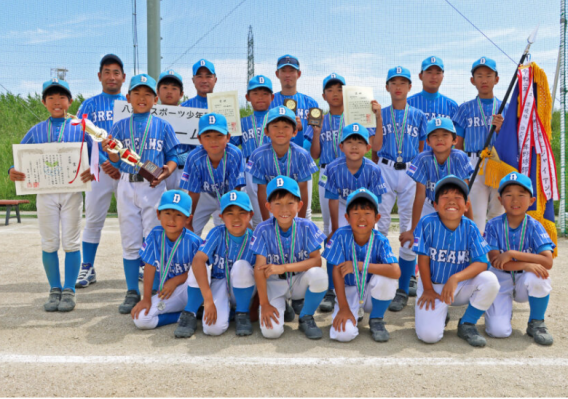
top-left (75, 263), bottom-right (96, 288)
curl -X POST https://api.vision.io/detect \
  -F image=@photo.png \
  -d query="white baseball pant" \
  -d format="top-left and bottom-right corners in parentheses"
top-left (330, 274), bottom-right (398, 342)
top-left (260, 267), bottom-right (328, 339)
top-left (244, 171), bottom-right (263, 229)
top-left (318, 166), bottom-right (331, 236)
top-left (166, 167), bottom-right (184, 191)
top-left (415, 271), bottom-right (499, 344)
top-left (192, 192), bottom-right (222, 238)
top-left (187, 260), bottom-right (255, 336)
top-left (485, 267), bottom-right (552, 338)
top-left (117, 174), bottom-right (165, 259)
top-left (37, 193), bottom-right (83, 253)
top-left (83, 171), bottom-right (119, 244)
top-left (133, 281), bottom-right (188, 329)
top-left (468, 155), bottom-right (504, 233)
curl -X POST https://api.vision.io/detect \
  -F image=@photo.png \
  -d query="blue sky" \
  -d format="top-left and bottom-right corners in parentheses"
top-left (1, 0), bottom-right (561, 108)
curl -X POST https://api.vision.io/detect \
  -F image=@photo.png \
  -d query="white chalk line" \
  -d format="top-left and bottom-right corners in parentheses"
top-left (1, 354), bottom-right (567, 367)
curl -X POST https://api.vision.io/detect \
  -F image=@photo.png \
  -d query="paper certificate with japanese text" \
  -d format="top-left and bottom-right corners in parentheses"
top-left (113, 100), bottom-right (202, 146)
top-left (207, 91), bottom-right (242, 136)
top-left (343, 86), bottom-right (376, 128)
top-left (12, 143), bottom-right (91, 195)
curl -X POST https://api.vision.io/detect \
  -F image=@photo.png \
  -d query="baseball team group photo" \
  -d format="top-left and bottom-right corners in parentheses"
top-left (2, 0), bottom-right (567, 397)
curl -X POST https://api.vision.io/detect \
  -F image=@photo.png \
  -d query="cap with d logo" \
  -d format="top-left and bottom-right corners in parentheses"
top-left (323, 72), bottom-right (346, 90)
top-left (386, 66), bottom-right (412, 83)
top-left (42, 78), bottom-right (72, 97)
top-left (129, 73), bottom-right (157, 94)
top-left (266, 106), bottom-right (297, 127)
top-left (426, 117), bottom-right (456, 136)
top-left (248, 75), bottom-right (273, 92)
top-left (158, 190), bottom-right (192, 216)
top-left (266, 175), bottom-right (301, 200)
top-left (421, 56), bottom-right (445, 72)
top-left (158, 69), bottom-right (183, 87)
top-left (346, 187), bottom-right (380, 210)
top-left (471, 57), bottom-right (498, 73)
top-left (198, 113), bottom-right (228, 135)
top-left (220, 190), bottom-right (253, 213)
top-left (498, 172), bottom-right (533, 196)
top-left (193, 59), bottom-right (216, 75)
top-left (340, 123), bottom-right (369, 144)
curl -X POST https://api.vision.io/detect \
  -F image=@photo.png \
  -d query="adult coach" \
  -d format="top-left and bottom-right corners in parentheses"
top-left (76, 54), bottom-right (126, 288)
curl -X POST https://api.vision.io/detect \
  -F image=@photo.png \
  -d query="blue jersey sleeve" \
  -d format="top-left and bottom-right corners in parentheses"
top-left (452, 105), bottom-right (467, 137)
top-left (246, 149), bottom-right (267, 183)
top-left (180, 152), bottom-right (202, 193)
top-left (456, 151), bottom-right (474, 180)
top-left (250, 226), bottom-right (268, 258)
top-left (376, 236), bottom-right (398, 264)
top-left (198, 226), bottom-right (223, 260)
top-left (322, 233), bottom-right (345, 265)
top-left (407, 155), bottom-right (428, 185)
top-left (483, 220), bottom-right (500, 251)
top-left (139, 230), bottom-right (159, 266)
top-left (413, 217), bottom-right (430, 256)
top-left (531, 219), bottom-right (555, 253)
top-left (305, 220), bottom-right (326, 253)
top-left (230, 136), bottom-right (242, 148)
top-left (418, 113), bottom-right (427, 142)
top-left (232, 148), bottom-right (246, 188)
top-left (20, 126), bottom-right (37, 144)
top-left (468, 222), bottom-right (491, 260)
top-left (296, 151), bottom-right (319, 182)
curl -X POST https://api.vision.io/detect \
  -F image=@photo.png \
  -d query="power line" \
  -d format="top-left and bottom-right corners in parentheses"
top-left (166, 0), bottom-right (248, 69)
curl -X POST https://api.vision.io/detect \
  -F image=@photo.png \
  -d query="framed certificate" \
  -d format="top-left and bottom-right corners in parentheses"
top-left (12, 143), bottom-right (91, 195)
top-left (207, 91), bottom-right (242, 136)
top-left (343, 86), bottom-right (376, 128)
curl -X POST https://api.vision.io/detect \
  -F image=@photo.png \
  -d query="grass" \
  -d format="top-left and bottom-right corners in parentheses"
top-left (1, 93), bottom-right (566, 217)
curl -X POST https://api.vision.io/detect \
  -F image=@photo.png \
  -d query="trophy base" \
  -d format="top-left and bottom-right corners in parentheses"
top-left (138, 161), bottom-right (163, 183)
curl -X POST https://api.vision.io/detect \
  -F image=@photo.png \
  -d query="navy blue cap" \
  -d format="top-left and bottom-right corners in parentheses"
top-left (346, 188), bottom-right (379, 210)
top-left (42, 78), bottom-right (71, 97)
top-left (221, 190), bottom-right (253, 213)
top-left (323, 73), bottom-right (346, 90)
top-left (100, 54), bottom-right (124, 69)
top-left (267, 175), bottom-right (301, 200)
top-left (198, 113), bottom-right (228, 135)
top-left (266, 106), bottom-right (296, 127)
top-left (248, 75), bottom-right (273, 92)
top-left (498, 172), bottom-right (534, 196)
top-left (387, 66), bottom-right (412, 83)
top-left (421, 56), bottom-right (444, 72)
top-left (434, 175), bottom-right (469, 201)
top-left (193, 59), bottom-right (216, 75)
top-left (129, 74), bottom-right (157, 94)
top-left (158, 69), bottom-right (183, 87)
top-left (277, 54), bottom-right (300, 70)
top-left (158, 190), bottom-right (192, 216)
top-left (427, 117), bottom-right (456, 136)
top-left (471, 57), bottom-right (498, 74)
top-left (340, 123), bottom-right (369, 144)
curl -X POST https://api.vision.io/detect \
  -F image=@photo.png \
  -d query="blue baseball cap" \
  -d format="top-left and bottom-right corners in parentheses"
top-left (100, 54), bottom-right (124, 70)
top-left (129, 74), bottom-right (157, 94)
top-left (498, 172), bottom-right (534, 196)
top-left (387, 66), bottom-right (412, 83)
top-left (221, 190), bottom-right (253, 213)
top-left (266, 106), bottom-right (297, 127)
top-left (427, 117), bottom-right (457, 136)
top-left (158, 69), bottom-right (183, 87)
top-left (193, 59), bottom-right (216, 75)
top-left (158, 190), bottom-right (192, 217)
top-left (346, 188), bottom-right (379, 211)
top-left (471, 57), bottom-right (498, 74)
top-left (340, 123), bottom-right (369, 144)
top-left (42, 78), bottom-right (72, 97)
top-left (323, 73), bottom-right (346, 90)
top-left (434, 175), bottom-right (469, 201)
top-left (421, 56), bottom-right (444, 72)
top-left (198, 113), bottom-right (228, 135)
top-left (267, 175), bottom-right (301, 201)
top-left (277, 54), bottom-right (300, 70)
top-left (248, 75), bottom-right (273, 92)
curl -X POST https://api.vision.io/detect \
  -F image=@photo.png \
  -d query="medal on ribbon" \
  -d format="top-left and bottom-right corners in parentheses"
top-left (224, 228), bottom-right (249, 293)
top-left (504, 215), bottom-right (527, 298)
top-left (129, 114), bottom-right (153, 172)
top-left (274, 219), bottom-right (297, 291)
top-left (272, 147), bottom-right (292, 177)
top-left (390, 105), bottom-right (409, 163)
top-left (352, 232), bottom-right (374, 318)
top-left (205, 152), bottom-right (227, 206)
top-left (47, 118), bottom-right (68, 143)
top-left (157, 229), bottom-right (185, 311)
top-left (251, 113), bottom-right (268, 148)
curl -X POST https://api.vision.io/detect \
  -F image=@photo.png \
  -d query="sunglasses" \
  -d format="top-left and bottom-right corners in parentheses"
top-left (277, 57), bottom-right (300, 68)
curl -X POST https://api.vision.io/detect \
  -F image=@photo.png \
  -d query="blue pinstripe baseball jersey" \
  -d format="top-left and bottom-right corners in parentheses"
top-left (413, 213), bottom-right (491, 284)
top-left (21, 118), bottom-right (93, 153)
top-left (323, 158), bottom-right (387, 202)
top-left (309, 113), bottom-right (345, 166)
top-left (375, 105), bottom-right (427, 162)
top-left (198, 225), bottom-right (256, 280)
top-left (109, 112), bottom-right (180, 175)
top-left (246, 142), bottom-right (318, 184)
top-left (452, 97), bottom-right (508, 152)
top-left (407, 91), bottom-right (458, 151)
top-left (78, 92), bottom-right (126, 162)
top-left (250, 217), bottom-right (326, 264)
top-left (180, 143), bottom-right (245, 197)
top-left (229, 111), bottom-right (271, 159)
top-left (139, 226), bottom-right (203, 280)
top-left (270, 92), bottom-right (319, 147)
top-left (179, 95), bottom-right (208, 157)
top-left (484, 214), bottom-right (555, 255)
top-left (407, 149), bottom-right (473, 202)
top-left (322, 226), bottom-right (397, 286)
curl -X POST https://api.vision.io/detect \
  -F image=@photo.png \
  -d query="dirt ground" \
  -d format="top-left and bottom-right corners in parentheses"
top-left (1, 217), bottom-right (567, 397)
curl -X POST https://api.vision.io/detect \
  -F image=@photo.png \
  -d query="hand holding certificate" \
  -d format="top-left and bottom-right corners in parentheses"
top-left (207, 91), bottom-right (242, 136)
top-left (343, 86), bottom-right (376, 128)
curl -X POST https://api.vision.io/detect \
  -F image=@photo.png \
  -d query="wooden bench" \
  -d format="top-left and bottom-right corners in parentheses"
top-left (0, 200), bottom-right (30, 225)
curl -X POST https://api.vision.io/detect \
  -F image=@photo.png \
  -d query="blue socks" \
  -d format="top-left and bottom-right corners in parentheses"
top-left (326, 262), bottom-right (335, 290)
top-left (460, 304), bottom-right (485, 325)
top-left (42, 251), bottom-right (61, 289)
top-left (123, 258), bottom-right (141, 293)
top-left (82, 241), bottom-right (99, 266)
top-left (63, 251), bottom-right (81, 292)
top-left (398, 257), bottom-right (416, 294)
top-left (233, 286), bottom-right (255, 313)
top-left (185, 286), bottom-right (204, 314)
top-left (300, 289), bottom-right (326, 318)
top-left (157, 311), bottom-right (182, 327)
top-left (529, 295), bottom-right (550, 321)
top-left (370, 298), bottom-right (391, 319)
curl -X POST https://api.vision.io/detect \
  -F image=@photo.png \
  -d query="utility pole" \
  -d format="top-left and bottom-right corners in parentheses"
top-left (147, 0), bottom-right (161, 80)
top-left (247, 25), bottom-right (254, 84)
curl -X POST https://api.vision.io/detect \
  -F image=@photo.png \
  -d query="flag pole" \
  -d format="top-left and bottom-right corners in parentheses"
top-left (468, 26), bottom-right (539, 189)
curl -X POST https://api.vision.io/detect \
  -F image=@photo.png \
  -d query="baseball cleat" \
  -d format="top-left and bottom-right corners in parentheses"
top-left (369, 318), bottom-right (390, 342)
top-left (457, 319), bottom-right (486, 347)
top-left (408, 275), bottom-right (417, 297)
top-left (175, 311), bottom-right (197, 338)
top-left (118, 290), bottom-right (140, 314)
top-left (75, 263), bottom-right (97, 288)
top-left (388, 289), bottom-right (409, 312)
top-left (291, 298), bottom-right (304, 315)
top-left (527, 319), bottom-right (553, 346)
top-left (235, 312), bottom-right (253, 336)
top-left (298, 315), bottom-right (323, 340)
top-left (44, 287), bottom-right (62, 312)
top-left (58, 288), bottom-right (76, 312)
top-left (284, 300), bottom-right (295, 322)
top-left (318, 289), bottom-right (336, 313)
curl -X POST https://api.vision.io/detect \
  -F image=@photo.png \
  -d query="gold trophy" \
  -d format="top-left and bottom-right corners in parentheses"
top-left (67, 113), bottom-right (162, 183)
top-left (308, 108), bottom-right (323, 127)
